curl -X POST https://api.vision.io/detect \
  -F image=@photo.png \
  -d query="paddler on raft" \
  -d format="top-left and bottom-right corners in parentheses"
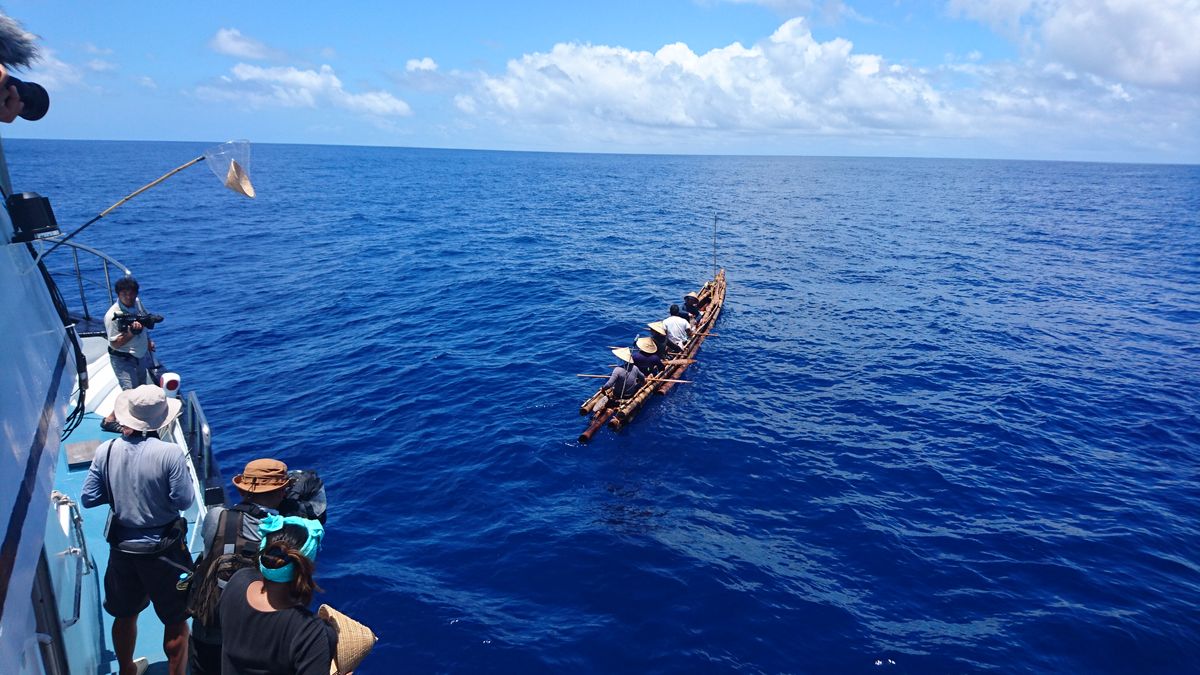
top-left (683, 292), bottom-right (704, 325)
top-left (631, 336), bottom-right (664, 376)
top-left (647, 321), bottom-right (670, 358)
top-left (602, 348), bottom-right (645, 400)
top-left (663, 305), bottom-right (693, 355)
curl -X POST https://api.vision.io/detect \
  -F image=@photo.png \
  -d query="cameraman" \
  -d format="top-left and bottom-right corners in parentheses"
top-left (0, 63), bottom-right (24, 123)
top-left (105, 276), bottom-right (157, 389)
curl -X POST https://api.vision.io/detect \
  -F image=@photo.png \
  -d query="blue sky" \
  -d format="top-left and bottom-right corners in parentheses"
top-left (4, 1), bottom-right (1197, 163)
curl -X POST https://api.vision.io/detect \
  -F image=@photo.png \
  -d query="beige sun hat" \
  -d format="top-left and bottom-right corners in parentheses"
top-left (685, 292), bottom-right (699, 300)
top-left (319, 604), bottom-right (378, 675)
top-left (611, 347), bottom-right (634, 364)
top-left (113, 384), bottom-right (183, 432)
top-left (647, 321), bottom-right (667, 336)
top-left (635, 337), bottom-right (657, 354)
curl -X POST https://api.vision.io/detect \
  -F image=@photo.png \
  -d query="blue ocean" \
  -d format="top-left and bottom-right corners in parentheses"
top-left (8, 139), bottom-right (1199, 673)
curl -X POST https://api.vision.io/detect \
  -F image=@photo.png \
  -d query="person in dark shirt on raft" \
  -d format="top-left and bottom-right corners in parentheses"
top-left (646, 321), bottom-right (670, 359)
top-left (603, 347), bottom-right (645, 400)
top-left (218, 515), bottom-right (337, 675)
top-left (683, 292), bottom-right (704, 324)
top-left (631, 336), bottom-right (664, 376)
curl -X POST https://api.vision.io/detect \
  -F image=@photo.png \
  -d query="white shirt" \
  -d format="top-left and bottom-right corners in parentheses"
top-left (663, 315), bottom-right (691, 348)
top-left (104, 298), bottom-right (150, 356)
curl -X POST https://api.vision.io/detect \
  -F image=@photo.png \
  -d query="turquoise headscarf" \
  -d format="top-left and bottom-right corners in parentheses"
top-left (257, 514), bottom-right (324, 583)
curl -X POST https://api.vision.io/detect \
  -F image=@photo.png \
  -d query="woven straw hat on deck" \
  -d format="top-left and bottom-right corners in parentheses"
top-left (319, 604), bottom-right (378, 674)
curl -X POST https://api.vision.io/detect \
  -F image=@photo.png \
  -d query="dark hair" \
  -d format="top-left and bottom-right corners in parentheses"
top-left (669, 304), bottom-right (683, 317)
top-left (114, 276), bottom-right (139, 294)
top-left (259, 524), bottom-right (321, 604)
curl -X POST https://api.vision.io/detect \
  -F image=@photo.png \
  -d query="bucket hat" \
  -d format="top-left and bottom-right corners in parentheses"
top-left (113, 384), bottom-right (183, 432)
top-left (233, 458), bottom-right (292, 493)
top-left (319, 604), bottom-right (378, 674)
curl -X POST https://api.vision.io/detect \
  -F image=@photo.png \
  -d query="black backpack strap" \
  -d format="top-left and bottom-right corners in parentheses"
top-left (102, 439), bottom-right (119, 518)
top-left (220, 508), bottom-right (239, 556)
top-left (225, 502), bottom-right (267, 558)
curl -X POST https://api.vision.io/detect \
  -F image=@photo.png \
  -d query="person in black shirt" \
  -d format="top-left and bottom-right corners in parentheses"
top-left (683, 292), bottom-right (704, 324)
top-left (218, 516), bottom-right (334, 675)
top-left (630, 336), bottom-right (664, 376)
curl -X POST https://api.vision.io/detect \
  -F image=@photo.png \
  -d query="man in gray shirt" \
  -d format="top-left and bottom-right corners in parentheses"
top-left (82, 384), bottom-right (193, 675)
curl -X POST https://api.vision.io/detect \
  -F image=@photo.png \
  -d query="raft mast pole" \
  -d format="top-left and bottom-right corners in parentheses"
top-left (712, 214), bottom-right (718, 280)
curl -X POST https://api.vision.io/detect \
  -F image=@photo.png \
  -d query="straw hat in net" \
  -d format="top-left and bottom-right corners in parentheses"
top-left (319, 604), bottom-right (378, 674)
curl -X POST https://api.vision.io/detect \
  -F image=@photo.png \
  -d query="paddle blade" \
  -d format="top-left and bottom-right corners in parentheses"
top-left (204, 140), bottom-right (255, 198)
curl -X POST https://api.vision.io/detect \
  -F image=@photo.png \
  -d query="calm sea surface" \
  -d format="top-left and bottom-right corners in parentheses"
top-left (8, 139), bottom-right (1199, 673)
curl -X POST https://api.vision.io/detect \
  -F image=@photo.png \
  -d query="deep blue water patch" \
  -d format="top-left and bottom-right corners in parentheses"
top-left (8, 139), bottom-right (1199, 673)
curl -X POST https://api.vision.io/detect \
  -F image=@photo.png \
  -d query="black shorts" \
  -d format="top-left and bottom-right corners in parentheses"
top-left (103, 541), bottom-right (194, 625)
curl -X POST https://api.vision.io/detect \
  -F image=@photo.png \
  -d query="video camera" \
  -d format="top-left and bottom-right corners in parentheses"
top-left (114, 312), bottom-right (164, 334)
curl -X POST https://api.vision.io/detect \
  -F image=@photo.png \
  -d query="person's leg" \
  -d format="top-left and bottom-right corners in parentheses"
top-left (189, 632), bottom-right (222, 675)
top-left (112, 616), bottom-right (139, 675)
top-left (144, 544), bottom-right (194, 675)
top-left (163, 620), bottom-right (189, 675)
top-left (104, 551), bottom-right (150, 675)
top-left (109, 354), bottom-right (136, 390)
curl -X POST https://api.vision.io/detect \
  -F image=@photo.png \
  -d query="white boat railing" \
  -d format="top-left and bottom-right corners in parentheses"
top-left (30, 236), bottom-right (131, 330)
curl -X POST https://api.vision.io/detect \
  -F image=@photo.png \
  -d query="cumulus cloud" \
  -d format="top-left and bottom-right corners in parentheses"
top-left (197, 63), bottom-right (411, 117)
top-left (406, 57), bottom-right (438, 72)
top-left (470, 18), bottom-right (955, 135)
top-left (456, 12), bottom-right (1198, 158)
top-left (949, 0), bottom-right (1200, 91)
top-left (209, 28), bottom-right (277, 60)
top-left (21, 48), bottom-right (86, 90)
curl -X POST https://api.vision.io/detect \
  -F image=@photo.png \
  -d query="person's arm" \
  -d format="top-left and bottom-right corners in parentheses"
top-left (200, 506), bottom-right (223, 556)
top-left (166, 449), bottom-right (196, 511)
top-left (292, 619), bottom-right (337, 675)
top-left (80, 444), bottom-right (110, 508)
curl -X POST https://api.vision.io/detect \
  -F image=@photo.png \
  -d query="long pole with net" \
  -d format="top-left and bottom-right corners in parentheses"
top-left (35, 140), bottom-right (256, 265)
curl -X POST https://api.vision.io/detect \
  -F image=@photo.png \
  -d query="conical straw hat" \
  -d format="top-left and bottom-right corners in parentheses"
top-left (319, 604), bottom-right (378, 674)
top-left (611, 347), bottom-right (633, 364)
top-left (224, 159), bottom-right (256, 198)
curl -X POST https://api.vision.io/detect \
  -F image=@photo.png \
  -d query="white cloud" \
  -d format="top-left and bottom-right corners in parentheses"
top-left (20, 48), bottom-right (86, 90)
top-left (197, 63), bottom-right (411, 117)
top-left (406, 57), bottom-right (438, 72)
top-left (949, 0), bottom-right (1200, 91)
top-left (470, 18), bottom-right (954, 134)
top-left (456, 13), bottom-right (1198, 159)
top-left (209, 28), bottom-right (276, 60)
top-left (138, 76), bottom-right (157, 89)
top-left (83, 43), bottom-right (113, 56)
top-left (86, 59), bottom-right (116, 72)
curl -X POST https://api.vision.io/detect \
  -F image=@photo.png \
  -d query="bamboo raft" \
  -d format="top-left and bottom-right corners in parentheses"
top-left (578, 269), bottom-right (727, 443)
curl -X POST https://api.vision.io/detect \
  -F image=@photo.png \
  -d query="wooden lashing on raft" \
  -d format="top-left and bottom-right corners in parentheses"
top-left (577, 269), bottom-right (726, 443)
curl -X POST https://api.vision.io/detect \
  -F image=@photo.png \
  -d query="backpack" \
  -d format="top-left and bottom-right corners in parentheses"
top-left (187, 502), bottom-right (267, 625)
top-left (279, 469), bottom-right (328, 524)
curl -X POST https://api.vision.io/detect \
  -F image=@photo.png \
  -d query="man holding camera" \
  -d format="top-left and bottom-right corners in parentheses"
top-left (105, 276), bottom-right (158, 390)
